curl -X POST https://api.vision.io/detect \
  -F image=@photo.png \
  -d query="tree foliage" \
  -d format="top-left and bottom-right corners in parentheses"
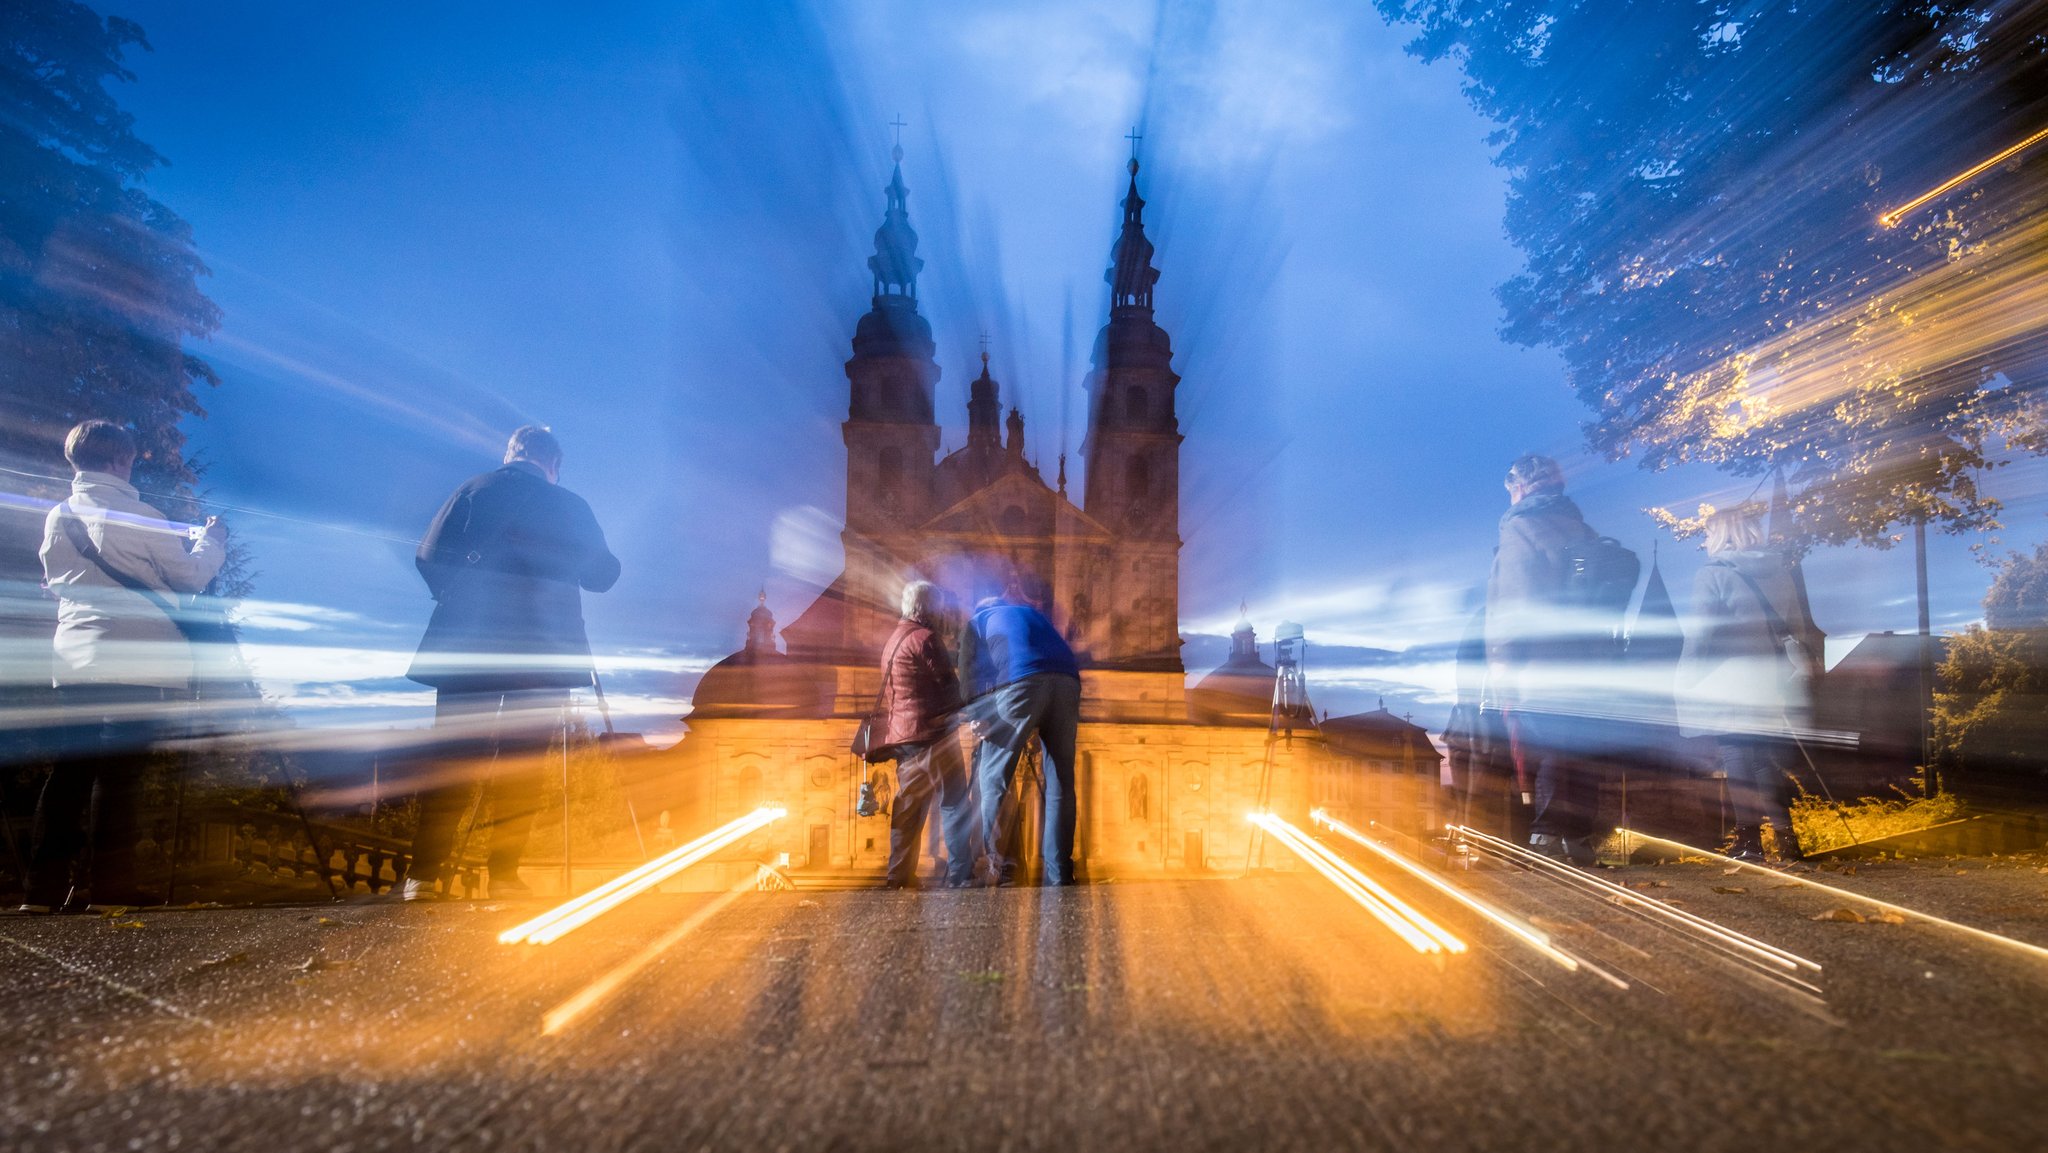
top-left (0, 0), bottom-right (220, 584)
top-left (1377, 0), bottom-right (2048, 547)
top-left (1933, 542), bottom-right (2048, 791)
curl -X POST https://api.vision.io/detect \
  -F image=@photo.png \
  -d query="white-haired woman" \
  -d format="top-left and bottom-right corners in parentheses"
top-left (873, 580), bottom-right (978, 888)
top-left (1675, 505), bottom-right (1825, 862)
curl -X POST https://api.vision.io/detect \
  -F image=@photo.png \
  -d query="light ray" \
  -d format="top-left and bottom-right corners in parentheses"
top-left (1621, 829), bottom-right (2048, 966)
top-left (1248, 812), bottom-right (1464, 955)
top-left (1311, 809), bottom-right (1593, 979)
top-left (500, 807), bottom-right (785, 945)
top-left (1879, 123), bottom-right (2048, 228)
top-left (1453, 825), bottom-right (1820, 978)
top-left (541, 876), bottom-right (756, 1036)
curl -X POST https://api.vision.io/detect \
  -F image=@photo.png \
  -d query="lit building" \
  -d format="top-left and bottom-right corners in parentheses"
top-left (655, 147), bottom-right (1439, 883)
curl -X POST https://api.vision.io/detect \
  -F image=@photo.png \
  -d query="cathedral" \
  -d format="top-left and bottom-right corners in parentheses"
top-left (656, 145), bottom-right (1440, 884)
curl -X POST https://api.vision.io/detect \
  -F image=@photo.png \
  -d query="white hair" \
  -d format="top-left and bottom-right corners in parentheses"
top-left (900, 579), bottom-right (943, 622)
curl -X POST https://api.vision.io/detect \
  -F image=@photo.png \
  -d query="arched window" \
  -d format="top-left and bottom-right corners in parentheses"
top-left (1127, 772), bottom-right (1150, 821)
top-left (1126, 386), bottom-right (1147, 422)
top-left (735, 765), bottom-right (763, 813)
top-left (878, 447), bottom-right (903, 495)
top-left (1126, 455), bottom-right (1151, 501)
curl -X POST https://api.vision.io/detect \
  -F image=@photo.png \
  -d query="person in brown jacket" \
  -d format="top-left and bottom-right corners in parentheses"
top-left (876, 580), bottom-right (979, 888)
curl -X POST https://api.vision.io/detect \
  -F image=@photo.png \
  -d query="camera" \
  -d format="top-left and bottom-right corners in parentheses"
top-left (856, 780), bottom-right (882, 818)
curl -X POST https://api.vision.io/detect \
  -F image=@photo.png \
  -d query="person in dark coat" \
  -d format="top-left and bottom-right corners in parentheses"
top-left (1676, 504), bottom-right (1824, 862)
top-left (959, 588), bottom-right (1082, 886)
top-left (401, 425), bottom-right (619, 899)
top-left (1484, 453), bottom-right (1602, 865)
top-left (874, 580), bottom-right (978, 889)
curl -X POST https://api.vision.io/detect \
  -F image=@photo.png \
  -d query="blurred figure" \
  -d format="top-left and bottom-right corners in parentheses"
top-left (1445, 606), bottom-right (1519, 840)
top-left (1676, 504), bottom-right (1823, 863)
top-left (874, 580), bottom-right (977, 889)
top-left (960, 589), bottom-right (1081, 886)
top-left (1485, 453), bottom-right (1603, 865)
top-left (402, 426), bottom-right (619, 900)
top-left (24, 420), bottom-right (225, 912)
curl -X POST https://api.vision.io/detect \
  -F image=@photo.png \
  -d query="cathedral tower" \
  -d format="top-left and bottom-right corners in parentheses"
top-left (843, 145), bottom-right (940, 534)
top-left (1082, 156), bottom-right (1183, 670)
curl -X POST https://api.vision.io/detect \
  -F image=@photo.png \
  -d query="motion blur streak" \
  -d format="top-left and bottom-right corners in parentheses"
top-left (1879, 124), bottom-right (2048, 228)
top-left (1309, 809), bottom-right (1588, 978)
top-left (540, 876), bottom-right (756, 1036)
top-left (1453, 826), bottom-right (1821, 979)
top-left (1248, 813), bottom-right (1464, 955)
top-left (500, 806), bottom-right (786, 945)
top-left (1621, 830), bottom-right (2048, 966)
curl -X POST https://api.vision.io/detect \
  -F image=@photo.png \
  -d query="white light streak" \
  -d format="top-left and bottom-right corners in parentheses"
top-left (1453, 825), bottom-right (1820, 979)
top-left (501, 807), bottom-right (785, 945)
top-left (1248, 812), bottom-right (1465, 955)
top-left (1620, 829), bottom-right (2048, 966)
top-left (1311, 809), bottom-right (1592, 979)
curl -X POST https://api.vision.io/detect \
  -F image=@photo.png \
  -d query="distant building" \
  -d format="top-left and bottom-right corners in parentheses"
top-left (1813, 630), bottom-right (1946, 796)
top-left (652, 149), bottom-right (1436, 882)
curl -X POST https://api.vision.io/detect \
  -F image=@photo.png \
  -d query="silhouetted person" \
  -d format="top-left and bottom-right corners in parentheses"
top-left (1485, 453), bottom-right (1602, 865)
top-left (402, 426), bottom-right (619, 900)
top-left (1446, 606), bottom-right (1519, 840)
top-left (875, 581), bottom-right (978, 889)
top-left (1676, 504), bottom-right (1822, 863)
top-left (24, 420), bottom-right (225, 911)
top-left (960, 590), bottom-right (1081, 886)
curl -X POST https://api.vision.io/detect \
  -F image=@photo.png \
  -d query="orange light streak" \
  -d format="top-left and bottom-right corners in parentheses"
top-left (1248, 813), bottom-right (1464, 955)
top-left (500, 806), bottom-right (785, 945)
top-left (1620, 829), bottom-right (2048, 966)
top-left (1311, 809), bottom-right (1590, 978)
top-left (1453, 825), bottom-right (1820, 977)
top-left (1880, 124), bottom-right (2048, 228)
top-left (541, 876), bottom-right (755, 1035)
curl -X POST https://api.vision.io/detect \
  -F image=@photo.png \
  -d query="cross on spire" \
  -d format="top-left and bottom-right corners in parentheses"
top-left (978, 329), bottom-right (991, 364)
top-left (889, 115), bottom-right (907, 145)
top-left (1124, 125), bottom-right (1142, 159)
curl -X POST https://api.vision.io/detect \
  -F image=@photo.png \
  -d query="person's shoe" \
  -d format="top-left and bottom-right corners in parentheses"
top-left (944, 876), bottom-right (979, 889)
top-left (7, 904), bottom-right (54, 916)
top-left (1528, 834), bottom-right (1571, 863)
top-left (878, 878), bottom-right (912, 891)
top-left (489, 875), bottom-right (535, 900)
top-left (400, 878), bottom-right (443, 902)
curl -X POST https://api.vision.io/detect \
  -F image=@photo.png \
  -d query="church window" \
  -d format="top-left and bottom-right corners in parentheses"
top-left (735, 764), bottom-right (763, 813)
top-left (1001, 505), bottom-right (1028, 535)
top-left (1127, 772), bottom-right (1150, 821)
top-left (1126, 455), bottom-right (1150, 501)
top-left (1126, 386), bottom-right (1147, 421)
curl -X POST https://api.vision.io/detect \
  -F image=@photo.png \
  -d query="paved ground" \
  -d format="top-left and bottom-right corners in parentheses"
top-left (2, 847), bottom-right (2046, 1152)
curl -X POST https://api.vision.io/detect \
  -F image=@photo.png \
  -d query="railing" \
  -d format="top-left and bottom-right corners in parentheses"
top-left (187, 803), bottom-right (486, 899)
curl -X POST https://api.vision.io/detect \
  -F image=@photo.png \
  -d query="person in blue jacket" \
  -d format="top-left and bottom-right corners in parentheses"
top-left (959, 586), bottom-right (1082, 886)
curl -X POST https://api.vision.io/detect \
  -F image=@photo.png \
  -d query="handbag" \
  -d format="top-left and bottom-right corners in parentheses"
top-left (850, 630), bottom-right (912, 764)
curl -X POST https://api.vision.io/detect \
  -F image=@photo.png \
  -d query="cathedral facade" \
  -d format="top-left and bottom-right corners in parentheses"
top-left (657, 148), bottom-right (1440, 884)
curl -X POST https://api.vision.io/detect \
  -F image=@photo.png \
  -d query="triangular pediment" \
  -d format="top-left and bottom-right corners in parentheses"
top-left (921, 469), bottom-right (1113, 541)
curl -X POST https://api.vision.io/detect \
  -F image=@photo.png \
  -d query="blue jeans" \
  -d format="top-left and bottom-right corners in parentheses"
top-left (1717, 736), bottom-right (1795, 835)
top-left (886, 734), bottom-right (978, 885)
top-left (972, 675), bottom-right (1082, 884)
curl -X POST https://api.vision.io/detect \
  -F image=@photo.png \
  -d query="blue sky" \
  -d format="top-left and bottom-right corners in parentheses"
top-left (105, 0), bottom-right (2046, 739)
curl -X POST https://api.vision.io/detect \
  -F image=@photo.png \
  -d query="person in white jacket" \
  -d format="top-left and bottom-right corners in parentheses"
top-left (23, 420), bottom-right (224, 911)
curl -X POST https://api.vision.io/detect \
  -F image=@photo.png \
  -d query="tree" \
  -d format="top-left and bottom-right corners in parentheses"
top-left (1933, 542), bottom-right (2048, 797)
top-left (0, 1), bottom-right (221, 590)
top-left (1375, 1), bottom-right (2048, 549)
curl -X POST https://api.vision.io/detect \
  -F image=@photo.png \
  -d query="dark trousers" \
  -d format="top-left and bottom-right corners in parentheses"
top-left (28, 684), bottom-right (171, 906)
top-left (1718, 736), bottom-right (1795, 836)
top-left (973, 675), bottom-right (1082, 884)
top-left (885, 734), bottom-right (978, 885)
top-left (1506, 708), bottom-right (1600, 842)
top-left (406, 687), bottom-right (565, 885)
